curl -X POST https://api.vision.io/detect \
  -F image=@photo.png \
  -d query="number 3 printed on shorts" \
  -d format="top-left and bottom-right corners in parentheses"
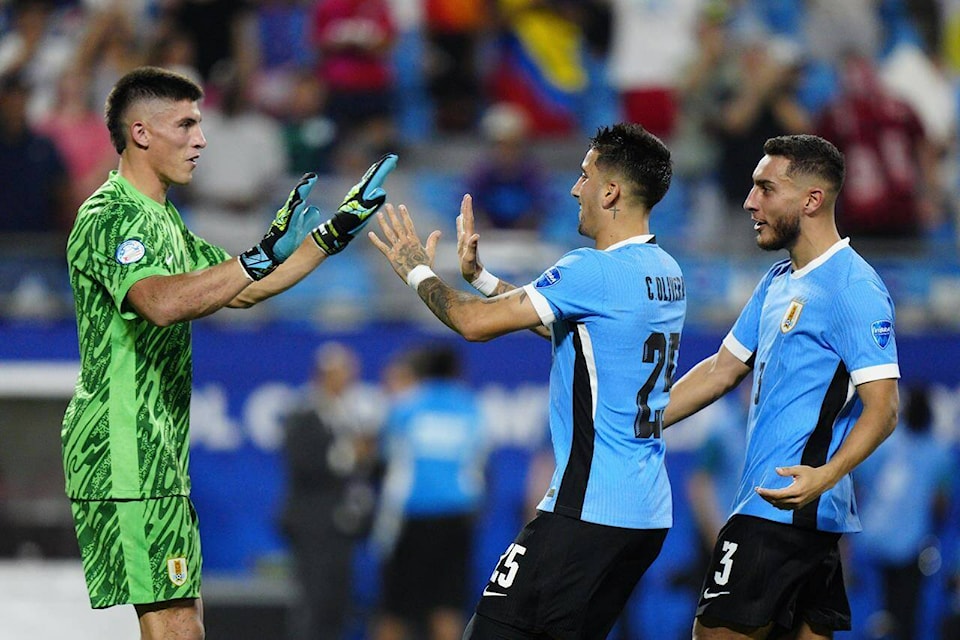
top-left (713, 540), bottom-right (738, 586)
top-left (490, 543), bottom-right (527, 589)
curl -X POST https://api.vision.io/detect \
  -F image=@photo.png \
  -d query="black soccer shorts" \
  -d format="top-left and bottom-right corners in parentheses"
top-left (696, 514), bottom-right (851, 632)
top-left (471, 510), bottom-right (667, 640)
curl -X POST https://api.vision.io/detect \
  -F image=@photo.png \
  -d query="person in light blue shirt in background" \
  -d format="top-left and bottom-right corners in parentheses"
top-left (856, 384), bottom-right (954, 640)
top-left (372, 344), bottom-right (487, 640)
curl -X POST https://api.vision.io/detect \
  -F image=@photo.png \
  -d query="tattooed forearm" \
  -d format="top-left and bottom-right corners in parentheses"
top-left (418, 278), bottom-right (474, 333)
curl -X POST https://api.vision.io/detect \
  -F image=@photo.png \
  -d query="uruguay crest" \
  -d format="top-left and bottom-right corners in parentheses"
top-left (167, 557), bottom-right (188, 587)
top-left (780, 299), bottom-right (804, 333)
top-left (871, 320), bottom-right (893, 349)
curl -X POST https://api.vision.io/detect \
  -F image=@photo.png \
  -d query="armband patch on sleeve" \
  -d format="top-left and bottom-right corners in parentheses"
top-left (115, 239), bottom-right (146, 265)
top-left (871, 320), bottom-right (893, 349)
top-left (535, 267), bottom-right (561, 288)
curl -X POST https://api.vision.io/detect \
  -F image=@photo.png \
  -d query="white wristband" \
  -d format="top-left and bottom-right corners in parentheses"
top-left (470, 268), bottom-right (500, 297)
top-left (406, 264), bottom-right (437, 289)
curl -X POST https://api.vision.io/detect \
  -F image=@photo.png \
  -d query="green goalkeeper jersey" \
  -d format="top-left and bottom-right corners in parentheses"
top-left (62, 171), bottom-right (230, 500)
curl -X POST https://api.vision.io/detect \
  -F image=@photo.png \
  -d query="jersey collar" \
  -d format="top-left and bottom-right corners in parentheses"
top-left (605, 235), bottom-right (656, 251)
top-left (791, 237), bottom-right (850, 278)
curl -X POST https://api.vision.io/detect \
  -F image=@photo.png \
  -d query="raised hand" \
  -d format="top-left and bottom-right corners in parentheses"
top-left (456, 194), bottom-right (484, 283)
top-left (368, 203), bottom-right (441, 284)
top-left (312, 153), bottom-right (398, 255)
top-left (239, 172), bottom-right (318, 281)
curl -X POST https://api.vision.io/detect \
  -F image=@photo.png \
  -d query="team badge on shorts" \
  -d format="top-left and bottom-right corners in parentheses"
top-left (871, 320), bottom-right (893, 348)
top-left (780, 299), bottom-right (804, 333)
top-left (115, 239), bottom-right (146, 265)
top-left (167, 557), bottom-right (188, 586)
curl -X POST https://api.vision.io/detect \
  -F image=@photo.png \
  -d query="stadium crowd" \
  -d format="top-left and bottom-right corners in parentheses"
top-left (0, 0), bottom-right (958, 327)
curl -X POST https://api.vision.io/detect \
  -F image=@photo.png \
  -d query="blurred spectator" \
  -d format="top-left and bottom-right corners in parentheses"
top-left (803, 0), bottom-right (881, 65)
top-left (311, 0), bottom-right (398, 156)
top-left (0, 0), bottom-right (76, 125)
top-left (880, 39), bottom-right (958, 160)
top-left (280, 69), bottom-right (338, 176)
top-left (35, 68), bottom-right (116, 213)
top-left (816, 53), bottom-right (944, 240)
top-left (184, 63), bottom-right (289, 255)
top-left (713, 33), bottom-right (811, 233)
top-left (466, 102), bottom-right (547, 232)
top-left (372, 344), bottom-right (487, 640)
top-left (0, 72), bottom-right (70, 232)
top-left (144, 28), bottom-right (201, 85)
top-left (856, 384), bottom-right (955, 640)
top-left (73, 3), bottom-right (144, 114)
top-left (606, 0), bottom-right (700, 140)
top-left (423, 0), bottom-right (487, 133)
top-left (280, 342), bottom-right (383, 640)
top-left (671, 2), bottom-right (734, 248)
top-left (487, 0), bottom-right (587, 136)
top-left (157, 0), bottom-right (257, 83)
top-left (248, 0), bottom-right (316, 117)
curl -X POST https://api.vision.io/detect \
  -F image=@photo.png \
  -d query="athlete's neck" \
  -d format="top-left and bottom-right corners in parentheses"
top-left (593, 215), bottom-right (651, 250)
top-left (117, 157), bottom-right (169, 205)
top-left (788, 219), bottom-right (842, 270)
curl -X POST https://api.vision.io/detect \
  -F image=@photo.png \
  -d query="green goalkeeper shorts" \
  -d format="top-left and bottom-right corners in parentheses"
top-left (70, 495), bottom-right (202, 609)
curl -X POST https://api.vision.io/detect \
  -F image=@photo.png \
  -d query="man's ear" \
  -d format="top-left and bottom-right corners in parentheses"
top-left (803, 187), bottom-right (825, 215)
top-left (130, 120), bottom-right (149, 150)
top-left (602, 181), bottom-right (620, 210)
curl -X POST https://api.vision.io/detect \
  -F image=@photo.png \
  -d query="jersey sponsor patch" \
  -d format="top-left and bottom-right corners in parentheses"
top-left (115, 239), bottom-right (146, 265)
top-left (780, 299), bottom-right (804, 333)
top-left (535, 267), bottom-right (561, 288)
top-left (871, 320), bottom-right (893, 349)
top-left (167, 557), bottom-right (188, 586)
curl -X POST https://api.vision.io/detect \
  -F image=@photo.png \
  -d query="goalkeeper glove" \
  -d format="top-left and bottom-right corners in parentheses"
top-left (312, 153), bottom-right (398, 255)
top-left (239, 173), bottom-right (320, 281)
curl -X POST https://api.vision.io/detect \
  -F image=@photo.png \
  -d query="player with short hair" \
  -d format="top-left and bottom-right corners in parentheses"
top-left (663, 134), bottom-right (900, 639)
top-left (62, 65), bottom-right (396, 639)
top-left (370, 123), bottom-right (686, 640)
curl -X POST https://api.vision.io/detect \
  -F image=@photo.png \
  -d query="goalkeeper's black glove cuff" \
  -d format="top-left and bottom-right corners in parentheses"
top-left (238, 243), bottom-right (279, 281)
top-left (310, 219), bottom-right (349, 256)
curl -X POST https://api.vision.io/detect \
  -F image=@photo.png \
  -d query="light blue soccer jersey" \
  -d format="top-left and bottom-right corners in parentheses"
top-left (523, 235), bottom-right (686, 529)
top-left (380, 380), bottom-right (487, 517)
top-left (723, 239), bottom-right (900, 533)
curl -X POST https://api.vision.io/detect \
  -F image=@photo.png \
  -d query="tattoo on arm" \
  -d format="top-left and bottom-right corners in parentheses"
top-left (418, 278), bottom-right (474, 333)
top-left (492, 280), bottom-right (515, 297)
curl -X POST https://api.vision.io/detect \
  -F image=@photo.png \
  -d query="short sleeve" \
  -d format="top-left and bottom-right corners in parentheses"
top-left (522, 249), bottom-right (604, 326)
top-left (832, 279), bottom-right (900, 385)
top-left (81, 203), bottom-right (171, 318)
top-left (725, 270), bottom-right (774, 364)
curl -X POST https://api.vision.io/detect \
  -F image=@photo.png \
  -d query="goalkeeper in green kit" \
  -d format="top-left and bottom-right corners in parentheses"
top-left (61, 66), bottom-right (396, 639)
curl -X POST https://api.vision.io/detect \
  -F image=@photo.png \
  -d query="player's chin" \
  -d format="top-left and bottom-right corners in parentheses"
top-left (174, 170), bottom-right (196, 186)
top-left (755, 230), bottom-right (782, 252)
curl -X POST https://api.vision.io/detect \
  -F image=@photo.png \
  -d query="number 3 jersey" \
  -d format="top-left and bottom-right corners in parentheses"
top-left (723, 239), bottom-right (900, 533)
top-left (522, 235), bottom-right (685, 529)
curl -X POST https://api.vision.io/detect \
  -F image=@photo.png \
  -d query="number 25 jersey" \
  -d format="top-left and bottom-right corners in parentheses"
top-left (523, 235), bottom-right (685, 529)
